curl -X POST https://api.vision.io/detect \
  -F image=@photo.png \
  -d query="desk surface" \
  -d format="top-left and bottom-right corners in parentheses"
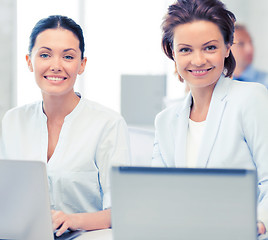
top-left (74, 229), bottom-right (268, 240)
top-left (76, 229), bottom-right (112, 240)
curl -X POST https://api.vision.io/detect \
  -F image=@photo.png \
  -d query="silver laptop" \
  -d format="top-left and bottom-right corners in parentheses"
top-left (111, 166), bottom-right (257, 240)
top-left (0, 159), bottom-right (82, 240)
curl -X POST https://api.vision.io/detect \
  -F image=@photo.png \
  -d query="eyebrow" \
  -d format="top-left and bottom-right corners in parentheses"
top-left (39, 47), bottom-right (52, 51)
top-left (202, 40), bottom-right (219, 46)
top-left (176, 44), bottom-right (191, 47)
top-left (38, 47), bottom-right (77, 52)
top-left (63, 48), bottom-right (77, 53)
top-left (176, 40), bottom-right (219, 47)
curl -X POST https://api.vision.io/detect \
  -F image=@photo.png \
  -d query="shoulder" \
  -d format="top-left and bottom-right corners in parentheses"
top-left (80, 98), bottom-right (125, 123)
top-left (228, 80), bottom-right (267, 103)
top-left (155, 97), bottom-right (186, 126)
top-left (2, 101), bottom-right (41, 123)
top-left (224, 80), bottom-right (268, 119)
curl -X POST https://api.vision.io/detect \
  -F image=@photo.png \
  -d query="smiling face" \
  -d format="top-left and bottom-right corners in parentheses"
top-left (172, 20), bottom-right (230, 91)
top-left (26, 28), bottom-right (86, 97)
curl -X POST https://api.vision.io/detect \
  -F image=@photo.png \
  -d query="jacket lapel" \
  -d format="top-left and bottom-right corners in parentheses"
top-left (174, 93), bottom-right (192, 167)
top-left (196, 76), bottom-right (231, 167)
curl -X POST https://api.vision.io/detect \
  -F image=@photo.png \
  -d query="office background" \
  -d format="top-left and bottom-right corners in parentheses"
top-left (1, 0), bottom-right (268, 127)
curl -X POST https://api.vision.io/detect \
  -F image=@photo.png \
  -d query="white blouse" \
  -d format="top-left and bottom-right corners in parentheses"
top-left (0, 96), bottom-right (130, 214)
top-left (186, 118), bottom-right (206, 168)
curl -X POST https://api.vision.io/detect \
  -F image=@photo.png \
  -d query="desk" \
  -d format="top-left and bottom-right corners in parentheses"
top-left (76, 229), bottom-right (112, 240)
top-left (75, 229), bottom-right (268, 240)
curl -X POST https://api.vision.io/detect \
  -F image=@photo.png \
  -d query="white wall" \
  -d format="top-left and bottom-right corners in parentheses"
top-left (0, 0), bottom-right (16, 121)
top-left (223, 0), bottom-right (268, 72)
top-left (248, 0), bottom-right (268, 71)
top-left (82, 0), bottom-right (171, 112)
top-left (16, 0), bottom-right (178, 113)
top-left (11, 0), bottom-right (268, 114)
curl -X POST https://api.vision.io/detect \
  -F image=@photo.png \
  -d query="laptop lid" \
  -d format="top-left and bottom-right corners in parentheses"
top-left (0, 159), bottom-right (54, 240)
top-left (111, 166), bottom-right (257, 240)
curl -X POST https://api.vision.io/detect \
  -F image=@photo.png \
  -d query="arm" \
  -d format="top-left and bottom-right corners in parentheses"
top-left (54, 116), bottom-right (130, 237)
top-left (96, 117), bottom-right (131, 209)
top-left (242, 85), bottom-right (268, 233)
top-left (52, 209), bottom-right (111, 237)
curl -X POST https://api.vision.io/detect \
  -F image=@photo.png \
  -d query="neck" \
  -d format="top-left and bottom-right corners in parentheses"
top-left (42, 91), bottom-right (80, 120)
top-left (189, 84), bottom-right (215, 122)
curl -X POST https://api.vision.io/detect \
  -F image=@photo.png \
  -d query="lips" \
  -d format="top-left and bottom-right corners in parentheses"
top-left (188, 67), bottom-right (214, 76)
top-left (44, 76), bottom-right (67, 81)
top-left (189, 67), bottom-right (214, 73)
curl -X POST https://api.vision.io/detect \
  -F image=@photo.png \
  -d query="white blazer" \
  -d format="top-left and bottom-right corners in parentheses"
top-left (153, 75), bottom-right (268, 226)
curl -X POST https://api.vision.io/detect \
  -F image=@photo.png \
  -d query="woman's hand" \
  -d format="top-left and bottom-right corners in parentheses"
top-left (51, 210), bottom-right (80, 237)
top-left (258, 221), bottom-right (266, 235)
top-left (51, 208), bottom-right (111, 237)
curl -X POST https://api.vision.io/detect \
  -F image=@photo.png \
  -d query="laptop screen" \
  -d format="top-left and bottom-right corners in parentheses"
top-left (0, 159), bottom-right (54, 240)
top-left (111, 166), bottom-right (257, 240)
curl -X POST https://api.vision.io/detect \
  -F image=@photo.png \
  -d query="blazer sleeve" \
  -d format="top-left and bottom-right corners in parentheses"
top-left (241, 84), bottom-right (268, 227)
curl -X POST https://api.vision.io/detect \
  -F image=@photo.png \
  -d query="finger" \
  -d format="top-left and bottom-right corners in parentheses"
top-left (51, 211), bottom-right (65, 230)
top-left (258, 222), bottom-right (266, 235)
top-left (56, 222), bottom-right (69, 237)
top-left (52, 217), bottom-right (65, 231)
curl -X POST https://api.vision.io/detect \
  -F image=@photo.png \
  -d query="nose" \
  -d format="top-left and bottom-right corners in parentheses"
top-left (50, 57), bottom-right (62, 72)
top-left (191, 51), bottom-right (206, 67)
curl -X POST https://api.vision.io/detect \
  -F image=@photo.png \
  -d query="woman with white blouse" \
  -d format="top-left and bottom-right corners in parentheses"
top-left (1, 15), bottom-right (130, 237)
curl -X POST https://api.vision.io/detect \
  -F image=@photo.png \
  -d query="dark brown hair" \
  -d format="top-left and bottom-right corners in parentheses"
top-left (29, 15), bottom-right (85, 59)
top-left (162, 0), bottom-right (236, 78)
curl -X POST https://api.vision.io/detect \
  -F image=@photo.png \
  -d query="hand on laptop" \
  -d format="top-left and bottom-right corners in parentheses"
top-left (258, 221), bottom-right (266, 235)
top-left (51, 210), bottom-right (80, 237)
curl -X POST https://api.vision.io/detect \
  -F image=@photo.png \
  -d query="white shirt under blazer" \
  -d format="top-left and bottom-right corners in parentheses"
top-left (153, 75), bottom-right (268, 227)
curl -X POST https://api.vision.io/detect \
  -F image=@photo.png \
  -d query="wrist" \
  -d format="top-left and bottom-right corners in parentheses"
top-left (70, 213), bottom-right (83, 230)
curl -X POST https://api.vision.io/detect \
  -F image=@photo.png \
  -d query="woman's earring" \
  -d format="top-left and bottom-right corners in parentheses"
top-left (178, 75), bottom-right (184, 82)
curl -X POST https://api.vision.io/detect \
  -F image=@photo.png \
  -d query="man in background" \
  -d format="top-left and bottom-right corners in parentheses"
top-left (231, 24), bottom-right (268, 88)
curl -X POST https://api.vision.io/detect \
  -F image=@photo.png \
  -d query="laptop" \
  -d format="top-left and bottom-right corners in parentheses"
top-left (0, 159), bottom-right (82, 240)
top-left (111, 166), bottom-right (257, 240)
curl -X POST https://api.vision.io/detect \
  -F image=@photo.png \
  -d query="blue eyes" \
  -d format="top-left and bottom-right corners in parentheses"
top-left (39, 54), bottom-right (74, 60)
top-left (205, 45), bottom-right (217, 51)
top-left (40, 53), bottom-right (49, 58)
top-left (178, 45), bottom-right (217, 53)
top-left (64, 55), bottom-right (74, 60)
top-left (179, 48), bottom-right (191, 53)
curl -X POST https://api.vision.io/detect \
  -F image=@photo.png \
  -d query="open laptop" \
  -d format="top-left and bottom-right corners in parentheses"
top-left (111, 166), bottom-right (258, 240)
top-left (0, 159), bottom-right (82, 240)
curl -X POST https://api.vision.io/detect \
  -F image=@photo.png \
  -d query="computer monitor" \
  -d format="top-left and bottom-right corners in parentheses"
top-left (121, 74), bottom-right (166, 127)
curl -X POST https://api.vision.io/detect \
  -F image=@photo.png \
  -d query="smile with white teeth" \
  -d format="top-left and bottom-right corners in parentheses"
top-left (192, 70), bottom-right (207, 73)
top-left (45, 76), bottom-right (66, 81)
top-left (189, 67), bottom-right (213, 73)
